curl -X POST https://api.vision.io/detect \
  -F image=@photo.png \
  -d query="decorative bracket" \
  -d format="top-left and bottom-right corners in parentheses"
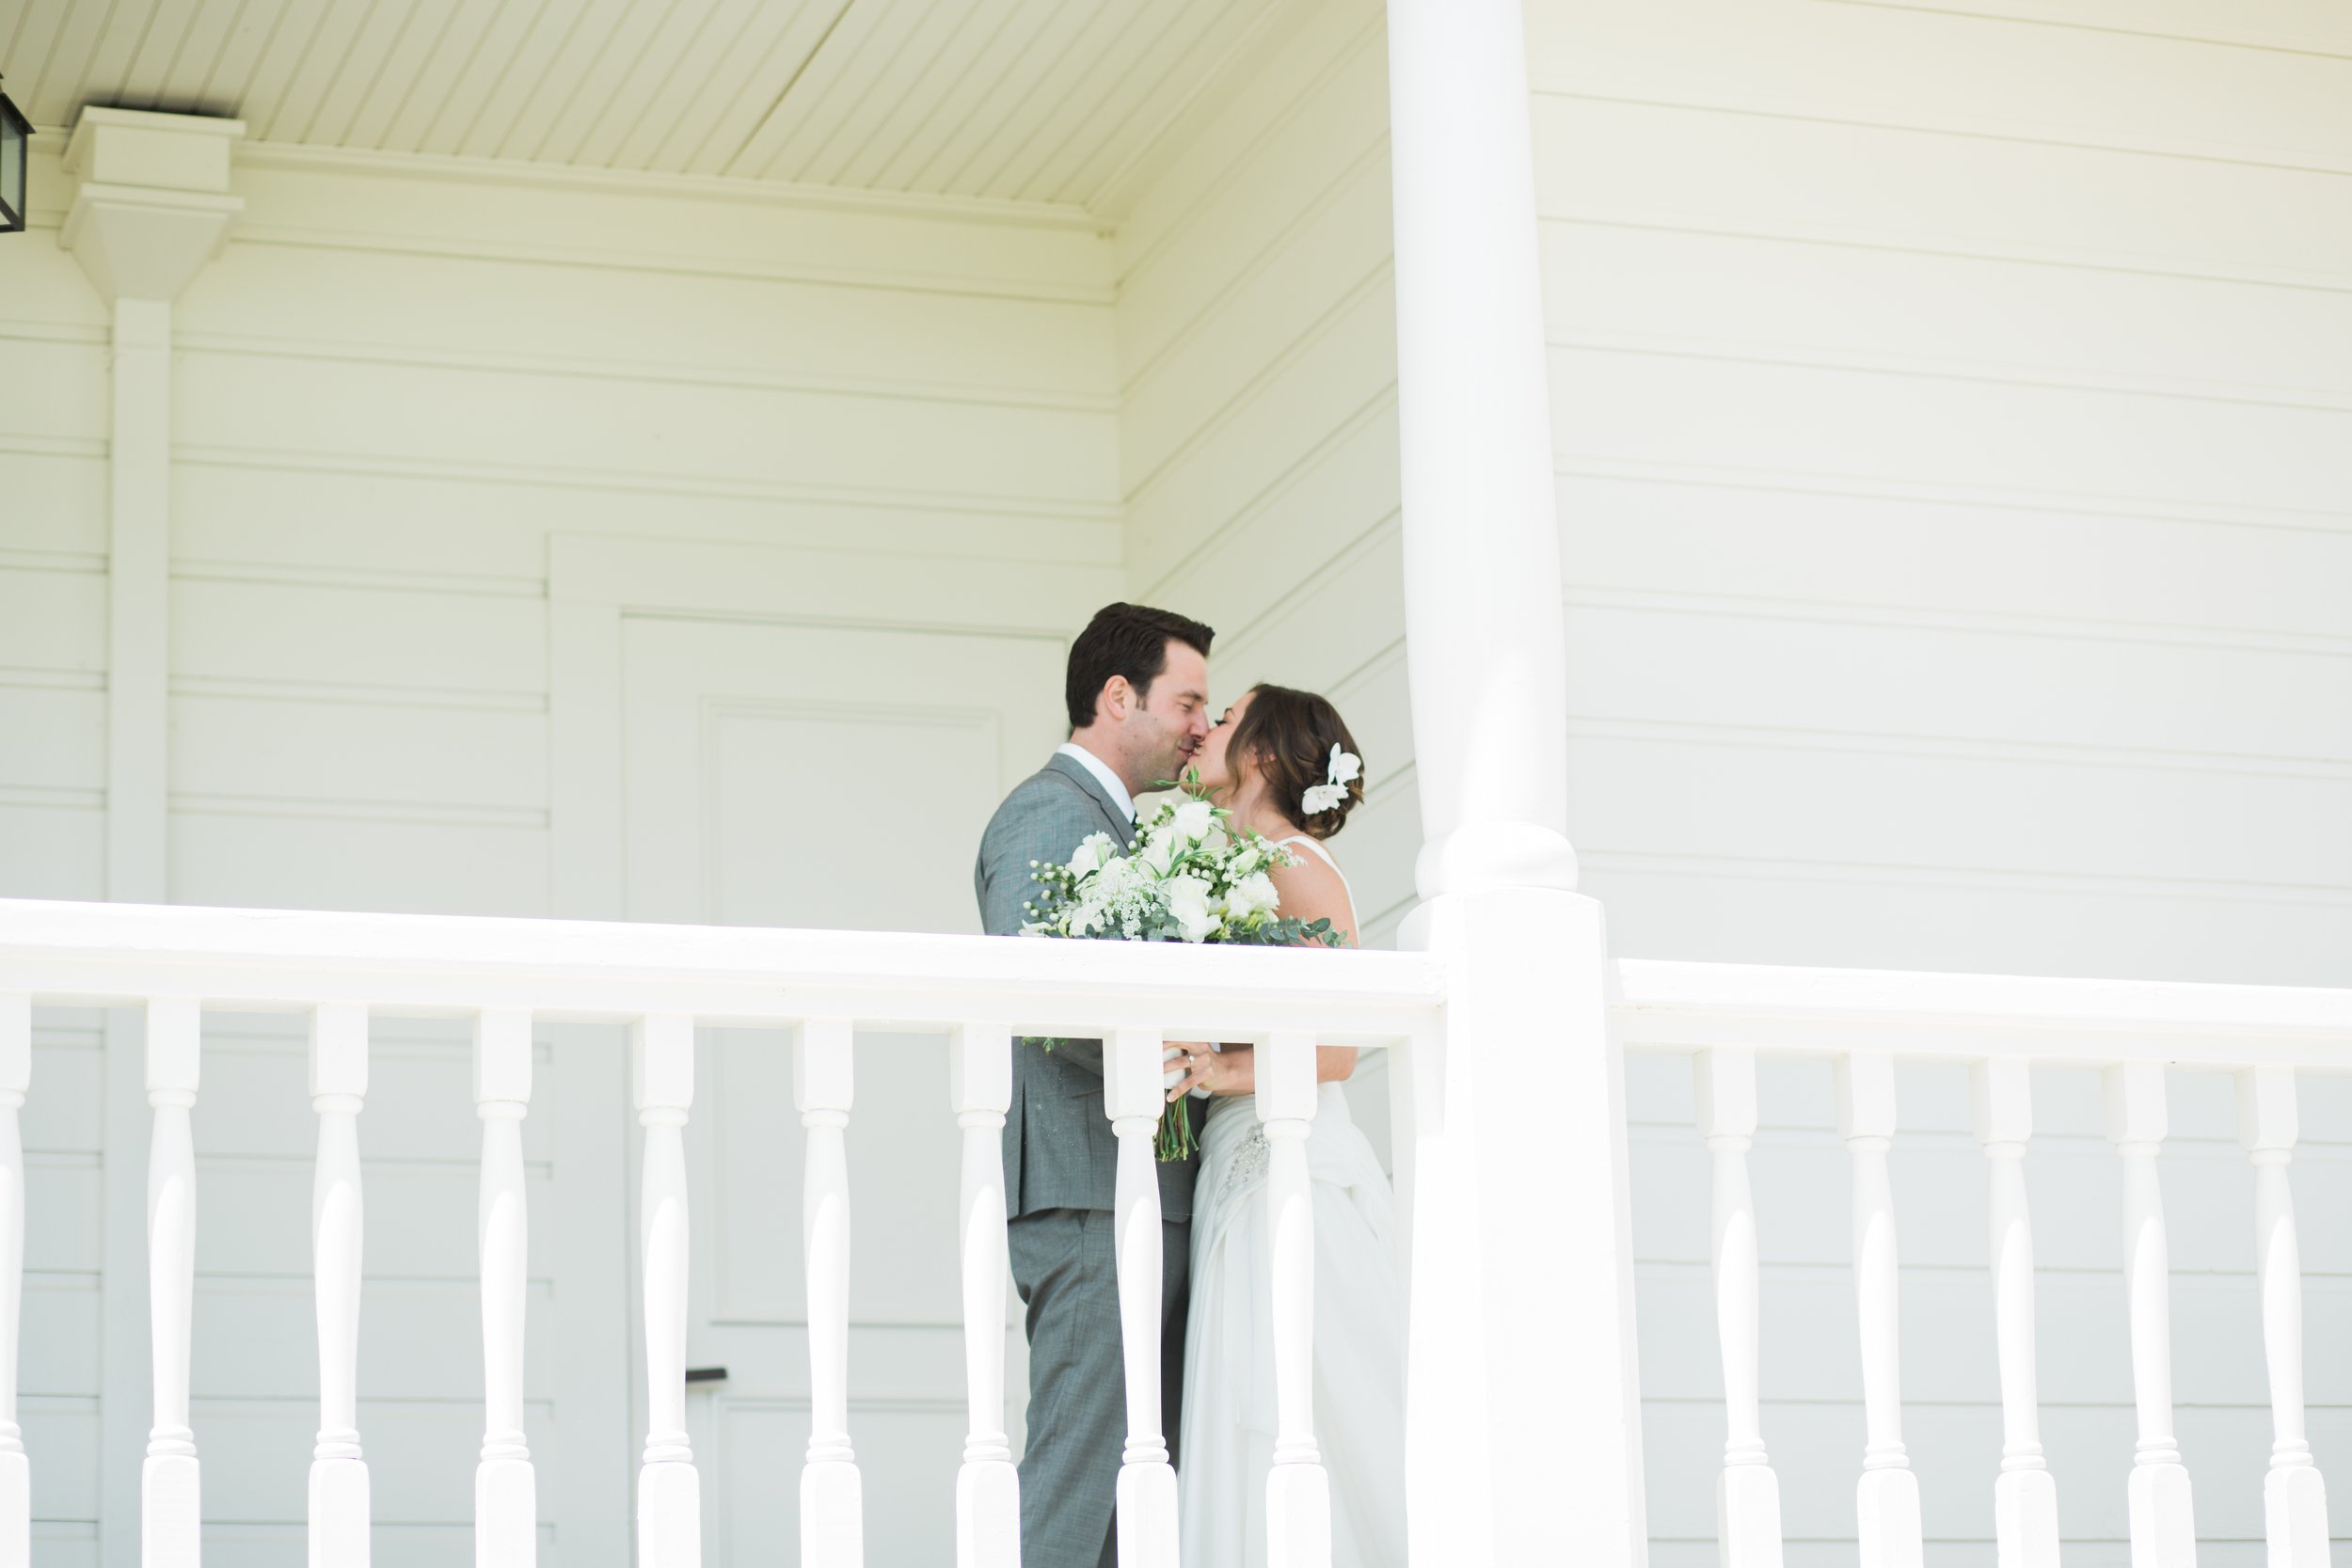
top-left (60, 107), bottom-right (244, 304)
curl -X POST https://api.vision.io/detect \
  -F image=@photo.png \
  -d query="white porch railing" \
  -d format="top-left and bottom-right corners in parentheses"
top-left (7, 898), bottom-right (2351, 1566)
top-left (0, 897), bottom-right (1442, 1568)
top-left (1616, 959), bottom-right (2352, 1568)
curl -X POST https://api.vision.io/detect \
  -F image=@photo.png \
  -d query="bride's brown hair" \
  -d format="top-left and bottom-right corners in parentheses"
top-left (1226, 684), bottom-right (1364, 841)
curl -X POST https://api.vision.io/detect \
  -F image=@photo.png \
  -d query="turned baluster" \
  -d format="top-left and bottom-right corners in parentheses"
top-left (948, 1023), bottom-right (1018, 1568)
top-left (2237, 1067), bottom-right (2328, 1567)
top-left (1694, 1049), bottom-right (1783, 1568)
top-left (146, 998), bottom-right (203, 1567)
top-left (2104, 1064), bottom-right (2194, 1568)
top-left (1836, 1053), bottom-right (1921, 1568)
top-left (633, 1015), bottom-right (700, 1568)
top-left (473, 1008), bottom-right (535, 1567)
top-left (0, 995), bottom-right (28, 1568)
top-left (1969, 1059), bottom-right (2058, 1568)
top-left (1107, 1027), bottom-right (1179, 1568)
top-left (1261, 1030), bottom-right (1330, 1568)
top-left (796, 1018), bottom-right (863, 1567)
top-left (310, 1003), bottom-right (370, 1567)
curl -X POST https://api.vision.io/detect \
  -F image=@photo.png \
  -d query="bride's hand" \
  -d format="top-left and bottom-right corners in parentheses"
top-left (1167, 1043), bottom-right (1255, 1101)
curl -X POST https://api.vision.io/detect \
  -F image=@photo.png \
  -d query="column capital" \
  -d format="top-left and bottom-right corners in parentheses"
top-left (60, 107), bottom-right (244, 305)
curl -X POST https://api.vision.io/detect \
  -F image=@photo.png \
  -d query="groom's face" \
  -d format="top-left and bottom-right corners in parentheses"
top-left (1127, 640), bottom-right (1213, 786)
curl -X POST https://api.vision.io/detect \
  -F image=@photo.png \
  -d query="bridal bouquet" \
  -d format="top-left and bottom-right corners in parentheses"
top-left (1021, 779), bottom-right (1343, 1158)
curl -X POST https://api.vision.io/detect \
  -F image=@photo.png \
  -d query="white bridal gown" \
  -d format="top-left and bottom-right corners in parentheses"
top-left (1178, 835), bottom-right (1406, 1568)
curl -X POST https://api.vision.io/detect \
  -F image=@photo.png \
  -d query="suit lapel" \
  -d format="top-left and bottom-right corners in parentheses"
top-left (1044, 752), bottom-right (1133, 843)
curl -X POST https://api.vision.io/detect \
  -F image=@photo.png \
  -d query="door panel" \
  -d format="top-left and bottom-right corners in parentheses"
top-left (620, 616), bottom-right (1062, 1565)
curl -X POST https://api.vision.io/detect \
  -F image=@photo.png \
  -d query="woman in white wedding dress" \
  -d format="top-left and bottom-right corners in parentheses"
top-left (1164, 685), bottom-right (1406, 1568)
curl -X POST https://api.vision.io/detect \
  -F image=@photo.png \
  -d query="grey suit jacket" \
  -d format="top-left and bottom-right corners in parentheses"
top-left (974, 752), bottom-right (1200, 1220)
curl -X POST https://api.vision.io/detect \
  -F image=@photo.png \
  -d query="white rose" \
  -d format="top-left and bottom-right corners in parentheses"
top-left (1140, 830), bottom-right (1179, 876)
top-left (1068, 832), bottom-right (1116, 879)
top-left (1225, 870), bottom-right (1279, 922)
top-left (1165, 873), bottom-right (1217, 942)
top-left (1169, 799), bottom-right (1215, 844)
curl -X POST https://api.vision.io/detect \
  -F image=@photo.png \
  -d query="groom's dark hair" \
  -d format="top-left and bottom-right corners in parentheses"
top-left (1066, 603), bottom-right (1215, 730)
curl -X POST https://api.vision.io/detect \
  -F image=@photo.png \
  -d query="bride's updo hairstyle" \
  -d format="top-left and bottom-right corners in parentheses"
top-left (1227, 684), bottom-right (1364, 841)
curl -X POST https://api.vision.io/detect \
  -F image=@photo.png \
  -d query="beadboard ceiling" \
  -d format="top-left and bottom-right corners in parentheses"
top-left (0, 0), bottom-right (1279, 214)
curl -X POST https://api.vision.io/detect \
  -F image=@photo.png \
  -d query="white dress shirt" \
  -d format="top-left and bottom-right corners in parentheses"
top-left (1056, 741), bottom-right (1135, 825)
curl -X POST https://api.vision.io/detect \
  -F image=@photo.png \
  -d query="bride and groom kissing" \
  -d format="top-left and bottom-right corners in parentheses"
top-left (973, 603), bottom-right (1406, 1568)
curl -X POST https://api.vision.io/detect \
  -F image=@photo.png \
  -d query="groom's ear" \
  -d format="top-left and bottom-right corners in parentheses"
top-left (1099, 673), bottom-right (1134, 721)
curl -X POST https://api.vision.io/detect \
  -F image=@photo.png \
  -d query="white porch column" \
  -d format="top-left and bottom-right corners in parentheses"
top-left (62, 108), bottom-right (244, 1568)
top-left (1385, 4), bottom-right (1645, 1566)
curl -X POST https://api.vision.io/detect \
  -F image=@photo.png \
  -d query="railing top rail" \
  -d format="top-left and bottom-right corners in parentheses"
top-left (1615, 958), bottom-right (2352, 1070)
top-left (0, 898), bottom-right (1444, 1045)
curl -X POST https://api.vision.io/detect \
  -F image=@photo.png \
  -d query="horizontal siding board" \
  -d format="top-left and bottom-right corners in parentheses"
top-left (1589, 856), bottom-right (2352, 983)
top-left (1556, 472), bottom-right (2352, 641)
top-left (0, 451), bottom-right (108, 558)
top-left (191, 1278), bottom-right (558, 1402)
top-left (1123, 277), bottom-right (1395, 563)
top-left (1564, 604), bottom-right (2352, 760)
top-left (1146, 415), bottom-right (1397, 650)
top-left (171, 463), bottom-right (1123, 577)
top-left (21, 1041), bottom-right (102, 1155)
top-left (553, 533), bottom-right (1122, 631)
top-left (0, 804), bottom-right (103, 901)
top-left (22, 1402), bottom-right (98, 1524)
top-left (1113, 21), bottom-right (1390, 376)
top-left (22, 1281), bottom-right (101, 1399)
top-left (168, 812), bottom-right (548, 915)
top-left (179, 243), bottom-right (1118, 400)
top-left (1570, 734), bottom-right (2352, 890)
top-left (1528, 0), bottom-right (2352, 172)
top-left (0, 339), bottom-right (108, 449)
top-left (1899, 0), bottom-right (2352, 55)
top-left (189, 1164), bottom-right (553, 1280)
top-left (1550, 344), bottom-right (2352, 517)
top-left (195, 1028), bottom-right (553, 1164)
top-left (1118, 157), bottom-right (1391, 484)
top-left (171, 352), bottom-right (1120, 507)
top-left (191, 1401), bottom-right (556, 1526)
top-left (1545, 224), bottom-right (2352, 404)
top-left (0, 689), bottom-right (105, 791)
top-left (1112, 0), bottom-right (1381, 276)
top-left (1533, 95), bottom-right (2352, 287)
top-left (170, 693), bottom-right (548, 813)
top-left (167, 578), bottom-right (547, 696)
top-left (0, 568), bottom-right (105, 675)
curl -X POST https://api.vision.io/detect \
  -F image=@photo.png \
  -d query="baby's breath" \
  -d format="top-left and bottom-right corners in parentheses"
top-left (1020, 770), bottom-right (1345, 1161)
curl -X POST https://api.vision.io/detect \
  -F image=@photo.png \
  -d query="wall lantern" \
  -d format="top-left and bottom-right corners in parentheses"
top-left (0, 75), bottom-right (28, 233)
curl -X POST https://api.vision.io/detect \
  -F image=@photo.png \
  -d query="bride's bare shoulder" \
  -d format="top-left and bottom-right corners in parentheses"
top-left (1268, 839), bottom-right (1358, 945)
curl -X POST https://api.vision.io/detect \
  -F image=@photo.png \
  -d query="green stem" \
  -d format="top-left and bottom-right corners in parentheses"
top-left (1155, 1100), bottom-right (1197, 1162)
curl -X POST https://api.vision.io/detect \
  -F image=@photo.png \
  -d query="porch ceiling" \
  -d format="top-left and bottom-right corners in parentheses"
top-left (1, 0), bottom-right (1289, 214)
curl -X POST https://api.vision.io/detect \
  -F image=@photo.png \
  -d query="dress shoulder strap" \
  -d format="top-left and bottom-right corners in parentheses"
top-left (1272, 834), bottom-right (1359, 931)
top-left (1273, 834), bottom-right (1339, 872)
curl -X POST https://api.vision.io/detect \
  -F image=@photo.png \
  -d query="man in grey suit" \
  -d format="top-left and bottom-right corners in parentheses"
top-left (974, 602), bottom-right (1216, 1568)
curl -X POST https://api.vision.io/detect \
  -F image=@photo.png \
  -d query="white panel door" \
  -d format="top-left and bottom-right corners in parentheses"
top-left (620, 616), bottom-right (1064, 1567)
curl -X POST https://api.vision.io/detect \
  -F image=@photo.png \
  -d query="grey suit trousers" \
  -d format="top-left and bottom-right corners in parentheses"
top-left (1008, 1207), bottom-right (1191, 1568)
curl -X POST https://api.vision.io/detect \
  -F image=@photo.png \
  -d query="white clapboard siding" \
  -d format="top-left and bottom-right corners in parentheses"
top-left (0, 128), bottom-right (1124, 1554)
top-left (0, 240), bottom-right (111, 904)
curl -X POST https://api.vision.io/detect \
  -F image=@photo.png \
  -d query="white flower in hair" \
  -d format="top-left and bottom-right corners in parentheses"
top-left (1301, 743), bottom-right (1363, 816)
